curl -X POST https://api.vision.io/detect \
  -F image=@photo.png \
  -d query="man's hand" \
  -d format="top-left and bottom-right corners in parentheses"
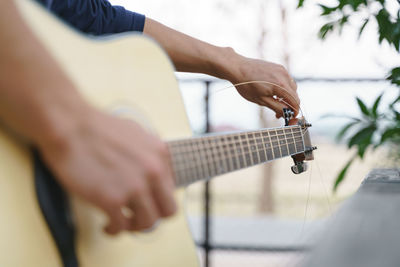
top-left (39, 109), bottom-right (177, 235)
top-left (144, 19), bottom-right (300, 118)
top-left (229, 56), bottom-right (300, 118)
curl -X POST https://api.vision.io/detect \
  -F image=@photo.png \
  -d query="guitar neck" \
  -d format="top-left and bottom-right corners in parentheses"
top-left (167, 125), bottom-right (305, 187)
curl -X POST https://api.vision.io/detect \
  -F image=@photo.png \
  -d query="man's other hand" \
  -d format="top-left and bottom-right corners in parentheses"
top-left (39, 109), bottom-right (177, 235)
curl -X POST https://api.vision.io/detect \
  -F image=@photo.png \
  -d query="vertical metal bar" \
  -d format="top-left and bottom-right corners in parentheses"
top-left (204, 81), bottom-right (211, 267)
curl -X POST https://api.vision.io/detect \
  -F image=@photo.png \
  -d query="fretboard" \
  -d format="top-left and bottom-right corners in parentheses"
top-left (167, 125), bottom-right (305, 187)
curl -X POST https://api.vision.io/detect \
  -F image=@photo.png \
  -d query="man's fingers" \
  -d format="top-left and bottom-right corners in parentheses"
top-left (127, 191), bottom-right (160, 231)
top-left (261, 96), bottom-right (287, 118)
top-left (104, 205), bottom-right (130, 235)
top-left (151, 172), bottom-right (177, 218)
top-left (272, 85), bottom-right (300, 117)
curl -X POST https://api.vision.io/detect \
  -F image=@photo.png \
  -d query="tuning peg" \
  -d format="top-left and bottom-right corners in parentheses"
top-left (291, 161), bottom-right (308, 174)
top-left (283, 108), bottom-right (294, 126)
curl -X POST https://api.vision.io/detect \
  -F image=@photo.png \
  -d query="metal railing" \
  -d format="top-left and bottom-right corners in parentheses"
top-left (178, 76), bottom-right (388, 267)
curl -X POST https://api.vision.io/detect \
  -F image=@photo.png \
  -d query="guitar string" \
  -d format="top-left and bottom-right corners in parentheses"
top-left (167, 127), bottom-right (304, 157)
top-left (170, 142), bottom-right (305, 181)
top-left (170, 130), bottom-right (307, 187)
top-left (170, 137), bottom-right (305, 171)
top-left (168, 132), bottom-right (304, 165)
top-left (168, 131), bottom-right (305, 163)
top-left (169, 118), bottom-right (307, 175)
top-left (168, 129), bottom-right (304, 149)
top-left (169, 134), bottom-right (304, 157)
top-left (299, 162), bottom-right (313, 239)
top-left (209, 79), bottom-right (333, 243)
top-left (168, 125), bottom-right (302, 144)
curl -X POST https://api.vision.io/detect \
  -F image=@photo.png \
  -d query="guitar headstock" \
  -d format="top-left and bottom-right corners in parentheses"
top-left (283, 108), bottom-right (317, 174)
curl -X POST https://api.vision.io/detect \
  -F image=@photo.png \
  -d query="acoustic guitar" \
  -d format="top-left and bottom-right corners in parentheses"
top-left (0, 1), bottom-right (315, 266)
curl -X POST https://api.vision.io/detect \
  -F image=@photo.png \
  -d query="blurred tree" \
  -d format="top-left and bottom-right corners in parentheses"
top-left (216, 0), bottom-right (295, 213)
top-left (298, 0), bottom-right (400, 192)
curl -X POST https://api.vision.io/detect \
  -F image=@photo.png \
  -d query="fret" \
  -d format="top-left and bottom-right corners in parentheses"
top-left (198, 139), bottom-right (209, 179)
top-left (288, 127), bottom-right (297, 155)
top-left (190, 139), bottom-right (203, 181)
top-left (234, 135), bottom-right (246, 168)
top-left (229, 136), bottom-right (237, 171)
top-left (248, 133), bottom-right (260, 165)
top-left (278, 129), bottom-right (289, 157)
top-left (178, 141), bottom-right (193, 185)
top-left (300, 128), bottom-right (306, 152)
top-left (268, 130), bottom-right (279, 159)
top-left (212, 138), bottom-right (223, 175)
top-left (208, 138), bottom-right (217, 176)
top-left (255, 132), bottom-right (267, 163)
top-left (245, 133), bottom-right (256, 165)
top-left (262, 131), bottom-right (274, 161)
top-left (182, 141), bottom-right (194, 183)
top-left (205, 138), bottom-right (217, 177)
top-left (227, 136), bottom-right (239, 170)
top-left (197, 138), bottom-right (210, 179)
top-left (182, 141), bottom-right (198, 183)
top-left (200, 139), bottom-right (211, 178)
top-left (221, 136), bottom-right (233, 173)
top-left (240, 134), bottom-right (252, 167)
top-left (212, 137), bottom-right (226, 175)
top-left (170, 142), bottom-right (185, 185)
top-left (271, 130), bottom-right (283, 158)
top-left (212, 138), bottom-right (222, 176)
top-left (293, 129), bottom-right (304, 152)
top-left (283, 128), bottom-right (291, 156)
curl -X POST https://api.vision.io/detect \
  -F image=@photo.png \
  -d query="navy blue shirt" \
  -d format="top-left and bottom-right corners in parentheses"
top-left (35, 0), bottom-right (145, 35)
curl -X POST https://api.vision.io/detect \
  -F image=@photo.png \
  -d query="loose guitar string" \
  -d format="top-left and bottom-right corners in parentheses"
top-left (210, 80), bottom-right (333, 239)
top-left (211, 80), bottom-right (304, 117)
top-left (300, 162), bottom-right (313, 239)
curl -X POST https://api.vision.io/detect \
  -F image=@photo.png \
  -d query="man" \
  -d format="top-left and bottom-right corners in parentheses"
top-left (0, 0), bottom-right (299, 236)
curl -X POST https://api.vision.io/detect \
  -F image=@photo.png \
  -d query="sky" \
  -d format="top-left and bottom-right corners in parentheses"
top-left (110, 0), bottom-right (400, 137)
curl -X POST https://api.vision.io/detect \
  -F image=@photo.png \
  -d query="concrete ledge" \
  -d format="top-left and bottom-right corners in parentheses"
top-left (303, 168), bottom-right (400, 267)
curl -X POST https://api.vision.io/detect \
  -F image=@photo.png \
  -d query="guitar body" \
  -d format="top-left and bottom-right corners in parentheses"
top-left (0, 1), bottom-right (199, 266)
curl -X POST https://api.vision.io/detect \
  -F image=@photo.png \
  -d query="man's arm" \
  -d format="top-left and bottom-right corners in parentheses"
top-left (40, 0), bottom-right (300, 118)
top-left (0, 0), bottom-right (176, 235)
top-left (144, 18), bottom-right (300, 117)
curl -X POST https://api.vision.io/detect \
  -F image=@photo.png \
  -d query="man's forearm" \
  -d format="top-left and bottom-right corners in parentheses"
top-left (142, 17), bottom-right (300, 116)
top-left (0, 0), bottom-right (89, 150)
top-left (143, 18), bottom-right (243, 81)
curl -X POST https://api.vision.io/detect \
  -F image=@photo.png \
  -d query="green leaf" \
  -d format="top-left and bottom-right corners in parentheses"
top-left (381, 127), bottom-right (400, 144)
top-left (338, 15), bottom-right (349, 34)
top-left (393, 16), bottom-right (400, 51)
top-left (387, 67), bottom-right (400, 86)
top-left (376, 8), bottom-right (395, 46)
top-left (336, 121), bottom-right (360, 141)
top-left (358, 18), bottom-right (369, 39)
top-left (297, 0), bottom-right (305, 8)
top-left (371, 93), bottom-right (383, 118)
top-left (348, 125), bottom-right (376, 148)
top-left (333, 156), bottom-right (356, 193)
top-left (357, 138), bottom-right (370, 158)
top-left (356, 97), bottom-right (370, 116)
top-left (390, 94), bottom-right (400, 106)
top-left (346, 0), bottom-right (368, 11)
top-left (319, 4), bottom-right (337, 15)
top-left (319, 23), bottom-right (335, 39)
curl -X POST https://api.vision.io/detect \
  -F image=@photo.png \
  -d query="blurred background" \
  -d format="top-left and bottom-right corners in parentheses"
top-left (113, 0), bottom-right (400, 266)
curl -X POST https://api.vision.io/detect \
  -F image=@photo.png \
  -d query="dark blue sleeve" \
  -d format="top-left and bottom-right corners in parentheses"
top-left (35, 0), bottom-right (145, 35)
